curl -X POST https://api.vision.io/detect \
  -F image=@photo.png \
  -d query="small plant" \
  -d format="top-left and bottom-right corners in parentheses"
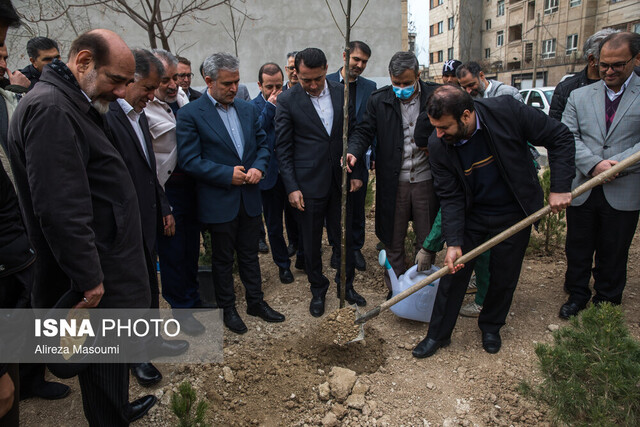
top-left (171, 380), bottom-right (210, 427)
top-left (529, 168), bottom-right (566, 254)
top-left (520, 303), bottom-right (640, 426)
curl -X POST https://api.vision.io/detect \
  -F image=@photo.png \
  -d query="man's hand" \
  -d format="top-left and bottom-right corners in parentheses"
top-left (267, 89), bottom-right (282, 105)
top-left (245, 168), bottom-right (262, 185)
top-left (415, 248), bottom-right (435, 271)
top-left (591, 159), bottom-right (619, 183)
top-left (344, 153), bottom-right (357, 173)
top-left (231, 165), bottom-right (247, 185)
top-left (163, 214), bottom-right (176, 236)
top-left (6, 68), bottom-right (29, 88)
top-left (548, 192), bottom-right (572, 214)
top-left (0, 372), bottom-right (14, 418)
top-left (444, 246), bottom-right (464, 274)
top-left (73, 282), bottom-right (104, 309)
top-left (288, 190), bottom-right (305, 211)
top-left (350, 179), bottom-right (363, 192)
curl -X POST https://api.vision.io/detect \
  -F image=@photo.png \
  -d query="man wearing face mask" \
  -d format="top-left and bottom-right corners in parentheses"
top-left (347, 51), bottom-right (440, 298)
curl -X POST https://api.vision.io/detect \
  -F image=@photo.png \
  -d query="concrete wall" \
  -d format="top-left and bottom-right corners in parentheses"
top-left (9, 0), bottom-right (402, 92)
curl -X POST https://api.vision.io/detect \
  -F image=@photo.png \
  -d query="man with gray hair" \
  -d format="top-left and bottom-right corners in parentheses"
top-left (549, 28), bottom-right (620, 121)
top-left (145, 49), bottom-right (207, 335)
top-left (177, 52), bottom-right (285, 334)
top-left (456, 61), bottom-right (523, 101)
top-left (283, 50), bottom-right (299, 90)
top-left (347, 51), bottom-right (440, 299)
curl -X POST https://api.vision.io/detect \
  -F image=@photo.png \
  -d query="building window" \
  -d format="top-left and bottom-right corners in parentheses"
top-left (570, 0), bottom-right (581, 6)
top-left (448, 16), bottom-right (455, 30)
top-left (527, 1), bottom-right (535, 20)
top-left (525, 43), bottom-right (533, 61)
top-left (437, 50), bottom-right (443, 62)
top-left (485, 19), bottom-right (492, 30)
top-left (497, 0), bottom-right (505, 16)
top-left (497, 30), bottom-right (504, 46)
top-left (566, 34), bottom-right (578, 55)
top-left (438, 21), bottom-right (444, 34)
top-left (429, 24), bottom-right (435, 37)
top-left (430, 0), bottom-right (444, 8)
top-left (430, 52), bottom-right (434, 64)
top-left (509, 24), bottom-right (522, 42)
top-left (542, 38), bottom-right (556, 58)
top-left (544, 0), bottom-right (558, 14)
top-left (485, 48), bottom-right (491, 58)
top-left (448, 47), bottom-right (454, 60)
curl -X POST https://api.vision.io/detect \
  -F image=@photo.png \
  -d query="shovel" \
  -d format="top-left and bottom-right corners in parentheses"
top-left (355, 149), bottom-right (640, 326)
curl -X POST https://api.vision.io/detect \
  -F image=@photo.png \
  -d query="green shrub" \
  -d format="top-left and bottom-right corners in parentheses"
top-left (521, 304), bottom-right (640, 426)
top-left (171, 381), bottom-right (210, 427)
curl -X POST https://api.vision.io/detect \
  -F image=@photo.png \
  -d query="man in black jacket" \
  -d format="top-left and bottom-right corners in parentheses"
top-left (412, 86), bottom-right (575, 358)
top-left (549, 28), bottom-right (619, 121)
top-left (8, 29), bottom-right (156, 425)
top-left (19, 36), bottom-right (60, 91)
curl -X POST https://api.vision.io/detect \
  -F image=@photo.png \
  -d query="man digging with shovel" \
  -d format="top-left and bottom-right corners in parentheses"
top-left (412, 85), bottom-right (575, 358)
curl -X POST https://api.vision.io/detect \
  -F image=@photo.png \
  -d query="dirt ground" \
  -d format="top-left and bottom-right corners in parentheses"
top-left (20, 211), bottom-right (640, 426)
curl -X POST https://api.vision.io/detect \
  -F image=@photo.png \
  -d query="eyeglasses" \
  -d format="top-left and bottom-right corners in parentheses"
top-left (285, 66), bottom-right (296, 71)
top-left (598, 58), bottom-right (633, 72)
top-left (177, 73), bottom-right (194, 79)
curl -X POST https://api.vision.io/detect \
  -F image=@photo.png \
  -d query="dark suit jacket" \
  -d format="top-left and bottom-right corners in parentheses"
top-left (176, 94), bottom-right (269, 224)
top-left (105, 101), bottom-right (171, 254)
top-left (8, 66), bottom-right (150, 308)
top-left (274, 79), bottom-right (363, 200)
top-left (251, 93), bottom-right (279, 191)
top-left (326, 70), bottom-right (377, 124)
top-left (347, 80), bottom-right (440, 246)
top-left (186, 88), bottom-right (202, 102)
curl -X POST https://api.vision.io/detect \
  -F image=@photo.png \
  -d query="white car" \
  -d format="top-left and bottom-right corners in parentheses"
top-left (519, 87), bottom-right (555, 115)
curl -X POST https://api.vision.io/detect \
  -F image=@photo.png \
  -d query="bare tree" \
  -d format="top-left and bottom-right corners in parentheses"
top-left (220, 0), bottom-right (256, 57)
top-left (324, 0), bottom-right (371, 308)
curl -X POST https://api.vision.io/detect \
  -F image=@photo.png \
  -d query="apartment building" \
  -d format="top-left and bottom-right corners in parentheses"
top-left (428, 0), bottom-right (640, 87)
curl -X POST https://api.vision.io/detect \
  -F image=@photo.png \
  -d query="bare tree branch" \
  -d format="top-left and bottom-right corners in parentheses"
top-left (324, 0), bottom-right (345, 38)
top-left (351, 0), bottom-right (371, 27)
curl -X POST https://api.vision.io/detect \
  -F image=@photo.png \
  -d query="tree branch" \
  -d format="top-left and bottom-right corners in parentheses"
top-left (324, 0), bottom-right (345, 38)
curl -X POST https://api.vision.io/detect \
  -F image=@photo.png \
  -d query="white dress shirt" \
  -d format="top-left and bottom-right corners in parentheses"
top-left (118, 98), bottom-right (150, 165)
top-left (307, 84), bottom-right (334, 135)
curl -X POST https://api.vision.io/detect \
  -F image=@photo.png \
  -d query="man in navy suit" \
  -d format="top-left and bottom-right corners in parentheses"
top-left (275, 48), bottom-right (367, 317)
top-left (326, 40), bottom-right (376, 272)
top-left (177, 52), bottom-right (285, 334)
top-left (251, 62), bottom-right (298, 284)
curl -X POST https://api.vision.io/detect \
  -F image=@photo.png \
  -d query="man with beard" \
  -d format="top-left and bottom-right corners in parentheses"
top-left (19, 37), bottom-right (60, 91)
top-left (441, 59), bottom-right (462, 86)
top-left (145, 49), bottom-right (207, 334)
top-left (456, 62), bottom-right (522, 101)
top-left (283, 51), bottom-right (299, 90)
top-left (8, 29), bottom-right (156, 425)
top-left (411, 85), bottom-right (574, 358)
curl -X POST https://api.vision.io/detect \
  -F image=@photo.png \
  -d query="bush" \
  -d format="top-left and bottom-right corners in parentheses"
top-left (529, 168), bottom-right (566, 254)
top-left (171, 381), bottom-right (210, 427)
top-left (521, 304), bottom-right (640, 426)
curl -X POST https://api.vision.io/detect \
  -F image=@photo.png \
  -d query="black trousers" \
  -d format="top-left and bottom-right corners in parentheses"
top-left (143, 245), bottom-right (159, 309)
top-left (564, 186), bottom-right (639, 306)
top-left (208, 201), bottom-right (264, 309)
top-left (427, 211), bottom-right (531, 340)
top-left (298, 185), bottom-right (356, 298)
top-left (261, 176), bottom-right (292, 269)
top-left (78, 363), bottom-right (129, 427)
top-left (326, 172), bottom-right (368, 253)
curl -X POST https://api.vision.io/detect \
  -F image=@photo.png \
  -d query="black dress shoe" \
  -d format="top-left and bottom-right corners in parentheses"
top-left (127, 394), bottom-right (157, 422)
top-left (223, 307), bottom-right (248, 334)
top-left (309, 296), bottom-right (325, 317)
top-left (247, 301), bottom-right (285, 322)
top-left (345, 288), bottom-right (367, 306)
top-left (482, 332), bottom-right (502, 354)
top-left (330, 251), bottom-right (339, 269)
top-left (287, 243), bottom-right (297, 257)
top-left (258, 238), bottom-right (269, 253)
top-left (412, 337), bottom-right (451, 358)
top-left (131, 363), bottom-right (162, 387)
top-left (279, 267), bottom-right (294, 284)
top-left (152, 338), bottom-right (189, 357)
top-left (559, 301), bottom-right (585, 319)
top-left (295, 256), bottom-right (306, 272)
top-left (20, 380), bottom-right (71, 400)
top-left (175, 312), bottom-right (205, 336)
top-left (354, 249), bottom-right (366, 271)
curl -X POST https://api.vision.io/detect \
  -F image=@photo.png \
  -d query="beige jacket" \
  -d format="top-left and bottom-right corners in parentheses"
top-left (144, 87), bottom-right (189, 186)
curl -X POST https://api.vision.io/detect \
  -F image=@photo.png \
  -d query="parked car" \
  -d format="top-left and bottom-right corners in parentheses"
top-left (519, 86), bottom-right (555, 115)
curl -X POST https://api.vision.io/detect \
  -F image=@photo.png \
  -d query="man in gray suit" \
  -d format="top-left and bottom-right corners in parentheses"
top-left (560, 32), bottom-right (640, 319)
top-left (456, 62), bottom-right (523, 102)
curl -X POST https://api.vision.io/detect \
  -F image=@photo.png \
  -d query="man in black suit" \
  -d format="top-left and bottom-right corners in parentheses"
top-left (8, 30), bottom-right (157, 425)
top-left (105, 48), bottom-right (188, 388)
top-left (275, 48), bottom-right (367, 317)
top-left (177, 56), bottom-right (201, 102)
